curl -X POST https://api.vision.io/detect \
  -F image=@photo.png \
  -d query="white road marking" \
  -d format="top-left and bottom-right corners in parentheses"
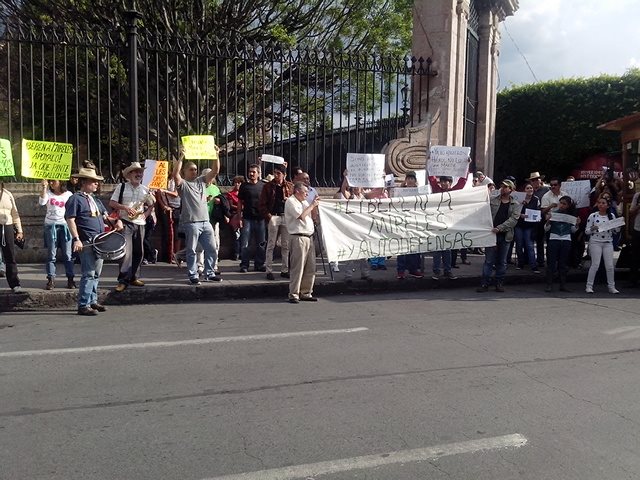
top-left (202, 434), bottom-right (528, 480)
top-left (0, 327), bottom-right (369, 358)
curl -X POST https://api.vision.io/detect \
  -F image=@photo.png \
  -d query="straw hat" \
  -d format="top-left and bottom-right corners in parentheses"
top-left (526, 171), bottom-right (544, 181)
top-left (122, 161), bottom-right (145, 177)
top-left (72, 167), bottom-right (104, 181)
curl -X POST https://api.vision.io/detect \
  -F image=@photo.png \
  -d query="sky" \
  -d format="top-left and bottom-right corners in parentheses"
top-left (498, 0), bottom-right (640, 90)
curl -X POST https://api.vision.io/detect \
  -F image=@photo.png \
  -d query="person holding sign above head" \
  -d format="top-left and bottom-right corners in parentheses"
top-left (109, 162), bottom-right (155, 292)
top-left (430, 176), bottom-right (458, 281)
top-left (172, 146), bottom-right (222, 285)
top-left (0, 181), bottom-right (24, 293)
top-left (65, 166), bottom-right (124, 315)
top-left (476, 179), bottom-right (520, 293)
top-left (585, 196), bottom-right (620, 294)
top-left (39, 179), bottom-right (75, 290)
top-left (544, 196), bottom-right (579, 292)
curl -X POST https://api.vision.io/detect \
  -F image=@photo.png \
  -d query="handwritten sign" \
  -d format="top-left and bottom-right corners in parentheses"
top-left (0, 139), bottom-right (15, 177)
top-left (261, 154), bottom-right (285, 165)
top-left (142, 159), bottom-right (169, 190)
top-left (561, 180), bottom-right (591, 208)
top-left (346, 153), bottom-right (386, 188)
top-left (181, 135), bottom-right (218, 160)
top-left (21, 139), bottom-right (73, 180)
top-left (318, 187), bottom-right (495, 262)
top-left (525, 209), bottom-right (541, 222)
top-left (596, 216), bottom-right (625, 232)
top-left (428, 146), bottom-right (471, 178)
top-left (391, 185), bottom-right (431, 197)
top-left (550, 212), bottom-right (578, 225)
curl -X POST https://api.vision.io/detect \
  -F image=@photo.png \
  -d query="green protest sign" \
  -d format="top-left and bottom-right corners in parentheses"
top-left (181, 135), bottom-right (218, 160)
top-left (21, 139), bottom-right (73, 180)
top-left (0, 139), bottom-right (15, 177)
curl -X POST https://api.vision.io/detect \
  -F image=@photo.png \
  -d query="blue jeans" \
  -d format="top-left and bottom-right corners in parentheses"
top-left (481, 235), bottom-right (511, 285)
top-left (78, 245), bottom-right (103, 309)
top-left (432, 250), bottom-right (452, 273)
top-left (397, 253), bottom-right (421, 273)
top-left (514, 226), bottom-right (536, 268)
top-left (44, 223), bottom-right (74, 279)
top-left (183, 221), bottom-right (218, 279)
top-left (240, 217), bottom-right (266, 269)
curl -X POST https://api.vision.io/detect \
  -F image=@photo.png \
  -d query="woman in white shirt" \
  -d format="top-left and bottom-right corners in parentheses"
top-left (39, 179), bottom-right (75, 290)
top-left (585, 195), bottom-right (620, 294)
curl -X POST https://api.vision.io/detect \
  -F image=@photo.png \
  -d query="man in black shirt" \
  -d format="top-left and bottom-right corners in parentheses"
top-left (237, 164), bottom-right (266, 272)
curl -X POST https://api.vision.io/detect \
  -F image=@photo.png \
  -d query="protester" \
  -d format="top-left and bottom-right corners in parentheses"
top-left (585, 196), bottom-right (620, 294)
top-left (226, 175), bottom-right (244, 260)
top-left (65, 165), bottom-right (123, 315)
top-left (238, 164), bottom-right (266, 273)
top-left (430, 176), bottom-right (457, 281)
top-left (477, 179), bottom-right (520, 292)
top-left (365, 186), bottom-right (389, 270)
top-left (544, 196), bottom-right (579, 292)
top-left (540, 177), bottom-right (569, 217)
top-left (259, 163), bottom-right (293, 280)
top-left (172, 148), bottom-right (222, 285)
top-left (285, 182), bottom-right (320, 303)
top-left (202, 167), bottom-right (223, 274)
top-left (0, 181), bottom-right (23, 293)
top-left (39, 179), bottom-right (75, 290)
top-left (514, 181), bottom-right (541, 272)
top-left (528, 171), bottom-right (549, 268)
top-left (109, 162), bottom-right (155, 292)
top-left (473, 170), bottom-right (493, 187)
top-left (630, 189), bottom-right (640, 286)
top-left (396, 171), bottom-right (424, 279)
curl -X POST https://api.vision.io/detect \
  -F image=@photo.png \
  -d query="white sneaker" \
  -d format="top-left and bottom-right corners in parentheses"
top-left (608, 287), bottom-right (620, 294)
top-left (585, 286), bottom-right (594, 293)
top-left (12, 286), bottom-right (23, 293)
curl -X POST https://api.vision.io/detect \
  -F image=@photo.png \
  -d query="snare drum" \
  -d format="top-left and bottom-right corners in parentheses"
top-left (92, 231), bottom-right (126, 261)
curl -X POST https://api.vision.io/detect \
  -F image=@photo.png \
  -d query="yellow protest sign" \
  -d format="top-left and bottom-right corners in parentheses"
top-left (182, 135), bottom-right (218, 160)
top-left (21, 139), bottom-right (73, 180)
top-left (0, 139), bottom-right (15, 177)
top-left (142, 159), bottom-right (169, 190)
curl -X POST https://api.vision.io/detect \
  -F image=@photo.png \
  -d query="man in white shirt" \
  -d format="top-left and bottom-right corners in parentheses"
top-left (284, 182), bottom-right (320, 303)
top-left (540, 177), bottom-right (569, 216)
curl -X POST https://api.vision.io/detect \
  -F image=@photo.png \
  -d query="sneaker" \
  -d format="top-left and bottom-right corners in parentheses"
top-left (115, 283), bottom-right (127, 293)
top-left (280, 272), bottom-right (290, 279)
top-left (443, 271), bottom-right (458, 280)
top-left (608, 287), bottom-right (620, 294)
top-left (206, 275), bottom-right (223, 282)
top-left (141, 259), bottom-right (149, 265)
top-left (288, 297), bottom-right (300, 304)
top-left (77, 306), bottom-right (98, 316)
top-left (46, 278), bottom-right (55, 290)
top-left (532, 267), bottom-right (541, 274)
top-left (476, 284), bottom-right (489, 292)
top-left (266, 272), bottom-right (275, 280)
top-left (12, 286), bottom-right (23, 294)
top-left (300, 296), bottom-right (318, 302)
top-left (189, 278), bottom-right (201, 286)
top-left (397, 272), bottom-right (406, 280)
top-left (408, 271), bottom-right (424, 279)
top-left (240, 267), bottom-right (248, 273)
top-left (152, 249), bottom-right (158, 264)
top-left (90, 303), bottom-right (107, 312)
top-left (67, 278), bottom-right (77, 289)
top-left (495, 283), bottom-right (505, 292)
top-left (330, 262), bottom-right (340, 273)
top-left (585, 286), bottom-right (594, 293)
top-left (431, 272), bottom-right (441, 280)
top-left (131, 279), bottom-right (145, 287)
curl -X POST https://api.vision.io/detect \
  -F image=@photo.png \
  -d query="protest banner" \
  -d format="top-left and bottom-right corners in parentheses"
top-left (261, 154), bottom-right (285, 165)
top-left (319, 187), bottom-right (495, 263)
top-left (428, 146), bottom-right (471, 178)
top-left (181, 135), bottom-right (218, 160)
top-left (0, 139), bottom-right (15, 177)
top-left (561, 180), bottom-right (591, 208)
top-left (142, 159), bottom-right (169, 190)
top-left (21, 139), bottom-right (73, 180)
top-left (596, 216), bottom-right (625, 232)
top-left (550, 212), bottom-right (578, 225)
top-left (346, 153), bottom-right (386, 187)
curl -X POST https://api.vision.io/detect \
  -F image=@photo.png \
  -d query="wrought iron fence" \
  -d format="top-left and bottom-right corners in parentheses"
top-left (0, 18), bottom-right (433, 186)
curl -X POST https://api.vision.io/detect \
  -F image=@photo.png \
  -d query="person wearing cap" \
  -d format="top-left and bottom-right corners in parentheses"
top-left (172, 146), bottom-right (222, 285)
top-left (477, 179), bottom-right (520, 293)
top-left (473, 170), bottom-right (493, 187)
top-left (259, 163), bottom-right (294, 280)
top-left (0, 181), bottom-right (24, 293)
top-left (66, 165), bottom-right (124, 315)
top-left (527, 171), bottom-right (549, 268)
top-left (109, 161), bottom-right (155, 292)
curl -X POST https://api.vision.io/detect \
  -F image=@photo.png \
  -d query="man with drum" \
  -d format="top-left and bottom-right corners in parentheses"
top-left (109, 161), bottom-right (155, 292)
top-left (66, 165), bottom-right (124, 316)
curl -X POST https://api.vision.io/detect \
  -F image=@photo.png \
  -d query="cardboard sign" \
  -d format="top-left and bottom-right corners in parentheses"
top-left (561, 180), bottom-right (591, 208)
top-left (21, 139), bottom-right (73, 180)
top-left (181, 135), bottom-right (218, 160)
top-left (550, 212), bottom-right (578, 225)
top-left (261, 154), bottom-right (285, 165)
top-left (346, 153), bottom-right (386, 188)
top-left (142, 159), bottom-right (169, 190)
top-left (0, 139), bottom-right (15, 177)
top-left (428, 146), bottom-right (471, 178)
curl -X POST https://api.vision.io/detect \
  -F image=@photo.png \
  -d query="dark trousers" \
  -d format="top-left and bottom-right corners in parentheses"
top-left (534, 222), bottom-right (546, 266)
top-left (546, 239), bottom-right (571, 277)
top-left (0, 225), bottom-right (20, 288)
top-left (632, 230), bottom-right (640, 285)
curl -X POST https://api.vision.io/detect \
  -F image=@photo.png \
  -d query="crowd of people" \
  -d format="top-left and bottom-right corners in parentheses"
top-left (0, 157), bottom-right (636, 314)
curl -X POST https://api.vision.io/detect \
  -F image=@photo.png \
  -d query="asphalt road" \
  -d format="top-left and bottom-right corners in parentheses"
top-left (1, 285), bottom-right (640, 479)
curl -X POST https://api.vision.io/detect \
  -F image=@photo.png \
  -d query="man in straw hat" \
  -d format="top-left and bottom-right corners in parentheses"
top-left (66, 164), bottom-right (124, 316)
top-left (527, 171), bottom-right (549, 268)
top-left (109, 161), bottom-right (155, 292)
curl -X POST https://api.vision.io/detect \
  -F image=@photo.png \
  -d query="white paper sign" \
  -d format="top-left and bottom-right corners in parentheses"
top-left (261, 154), bottom-right (285, 165)
top-left (318, 187), bottom-right (495, 263)
top-left (511, 191), bottom-right (526, 204)
top-left (346, 153), bottom-right (386, 188)
top-left (142, 159), bottom-right (158, 186)
top-left (561, 180), bottom-right (591, 208)
top-left (391, 185), bottom-right (431, 197)
top-left (550, 212), bottom-right (578, 225)
top-left (596, 216), bottom-right (625, 232)
top-left (428, 146), bottom-right (471, 178)
top-left (525, 209), bottom-right (541, 222)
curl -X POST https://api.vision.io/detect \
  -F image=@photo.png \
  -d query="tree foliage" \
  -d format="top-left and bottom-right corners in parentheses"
top-left (494, 69), bottom-right (640, 181)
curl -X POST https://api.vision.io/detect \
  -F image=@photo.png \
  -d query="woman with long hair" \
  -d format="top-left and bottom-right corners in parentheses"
top-left (0, 181), bottom-right (23, 293)
top-left (514, 181), bottom-right (541, 272)
top-left (585, 195), bottom-right (620, 294)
